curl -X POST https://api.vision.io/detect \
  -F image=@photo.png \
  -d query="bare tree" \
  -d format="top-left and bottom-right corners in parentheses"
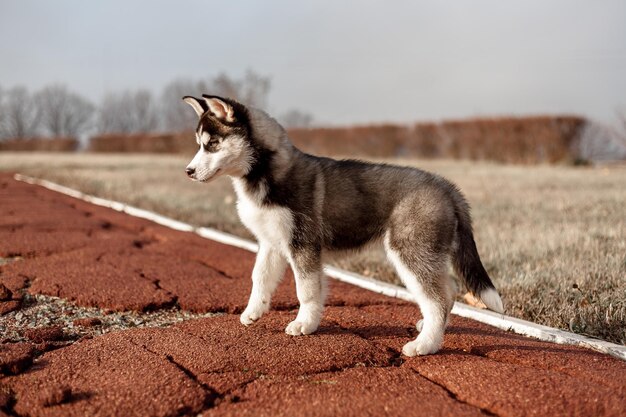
top-left (212, 73), bottom-right (241, 100)
top-left (279, 109), bottom-right (314, 129)
top-left (0, 86), bottom-right (5, 139)
top-left (240, 69), bottom-right (270, 109)
top-left (616, 108), bottom-right (626, 148)
top-left (576, 120), bottom-right (626, 163)
top-left (0, 86), bottom-right (40, 139)
top-left (161, 70), bottom-right (271, 132)
top-left (97, 90), bottom-right (159, 134)
top-left (161, 79), bottom-right (209, 132)
top-left (98, 92), bottom-right (131, 134)
top-left (212, 70), bottom-right (271, 109)
top-left (35, 85), bottom-right (94, 137)
top-left (129, 90), bottom-right (159, 132)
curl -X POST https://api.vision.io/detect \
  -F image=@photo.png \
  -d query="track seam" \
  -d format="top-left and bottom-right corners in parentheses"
top-left (408, 368), bottom-right (500, 417)
top-left (126, 339), bottom-right (220, 413)
top-left (191, 258), bottom-right (237, 280)
top-left (0, 391), bottom-right (26, 417)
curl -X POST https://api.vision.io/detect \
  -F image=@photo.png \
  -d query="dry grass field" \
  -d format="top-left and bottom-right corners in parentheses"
top-left (1, 152), bottom-right (624, 344)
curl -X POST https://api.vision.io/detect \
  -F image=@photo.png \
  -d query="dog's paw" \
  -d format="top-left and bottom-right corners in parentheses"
top-left (416, 319), bottom-right (424, 332)
top-left (402, 336), bottom-right (442, 357)
top-left (285, 320), bottom-right (318, 336)
top-left (240, 305), bottom-right (267, 326)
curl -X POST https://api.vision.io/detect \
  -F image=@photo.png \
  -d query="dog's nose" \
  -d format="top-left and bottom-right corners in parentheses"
top-left (185, 167), bottom-right (195, 176)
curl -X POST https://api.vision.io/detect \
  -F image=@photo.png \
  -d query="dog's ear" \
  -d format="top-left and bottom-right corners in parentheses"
top-left (182, 96), bottom-right (209, 117)
top-left (202, 95), bottom-right (236, 123)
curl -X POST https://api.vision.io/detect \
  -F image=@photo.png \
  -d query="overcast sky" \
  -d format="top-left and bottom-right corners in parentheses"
top-left (1, 0), bottom-right (625, 125)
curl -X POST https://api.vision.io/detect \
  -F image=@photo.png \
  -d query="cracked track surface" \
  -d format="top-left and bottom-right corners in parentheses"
top-left (0, 173), bottom-right (625, 417)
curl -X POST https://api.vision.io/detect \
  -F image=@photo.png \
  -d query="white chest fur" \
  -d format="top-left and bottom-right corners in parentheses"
top-left (232, 180), bottom-right (294, 254)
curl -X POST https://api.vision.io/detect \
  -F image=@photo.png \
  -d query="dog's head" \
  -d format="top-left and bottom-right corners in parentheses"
top-left (182, 95), bottom-right (253, 182)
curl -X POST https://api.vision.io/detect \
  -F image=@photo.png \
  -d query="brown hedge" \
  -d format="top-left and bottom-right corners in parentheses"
top-left (88, 132), bottom-right (196, 154)
top-left (86, 116), bottom-right (587, 164)
top-left (289, 116), bottom-right (587, 164)
top-left (0, 137), bottom-right (79, 152)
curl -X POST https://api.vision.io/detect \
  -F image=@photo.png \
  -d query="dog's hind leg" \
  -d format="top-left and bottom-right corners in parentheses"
top-left (240, 245), bottom-right (288, 326)
top-left (384, 234), bottom-right (455, 356)
top-left (285, 248), bottom-right (327, 336)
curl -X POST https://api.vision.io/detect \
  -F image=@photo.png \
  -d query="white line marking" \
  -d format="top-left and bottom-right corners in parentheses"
top-left (13, 173), bottom-right (626, 361)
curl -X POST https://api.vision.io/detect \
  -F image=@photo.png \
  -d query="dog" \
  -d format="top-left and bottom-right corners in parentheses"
top-left (182, 94), bottom-right (504, 356)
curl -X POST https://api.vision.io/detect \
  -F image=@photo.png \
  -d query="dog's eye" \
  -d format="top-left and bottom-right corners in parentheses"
top-left (207, 136), bottom-right (221, 146)
top-left (201, 138), bottom-right (220, 152)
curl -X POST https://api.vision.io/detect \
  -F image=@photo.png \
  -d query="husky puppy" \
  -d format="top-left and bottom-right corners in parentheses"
top-left (183, 94), bottom-right (504, 356)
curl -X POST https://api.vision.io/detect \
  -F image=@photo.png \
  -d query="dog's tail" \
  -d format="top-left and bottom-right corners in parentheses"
top-left (452, 194), bottom-right (504, 314)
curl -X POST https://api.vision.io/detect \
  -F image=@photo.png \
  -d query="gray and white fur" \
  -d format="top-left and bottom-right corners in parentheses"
top-left (183, 94), bottom-right (504, 356)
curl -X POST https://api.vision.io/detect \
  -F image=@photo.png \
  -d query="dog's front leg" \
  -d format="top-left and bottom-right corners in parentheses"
top-left (285, 249), bottom-right (326, 336)
top-left (240, 245), bottom-right (287, 326)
